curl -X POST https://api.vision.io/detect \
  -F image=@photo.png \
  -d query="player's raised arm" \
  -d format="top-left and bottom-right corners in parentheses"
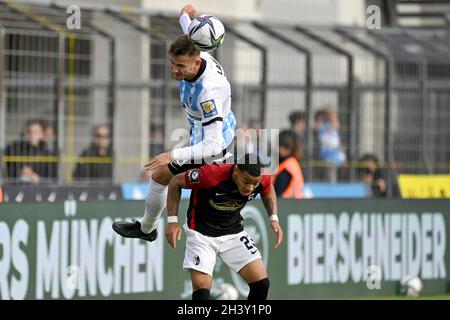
top-left (261, 184), bottom-right (283, 248)
top-left (179, 4), bottom-right (196, 34)
top-left (166, 173), bottom-right (187, 248)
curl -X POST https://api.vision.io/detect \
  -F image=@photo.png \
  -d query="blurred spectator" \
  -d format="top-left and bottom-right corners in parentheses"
top-left (272, 129), bottom-right (304, 199)
top-left (315, 106), bottom-right (346, 183)
top-left (356, 153), bottom-right (386, 197)
top-left (313, 109), bottom-right (325, 159)
top-left (387, 160), bottom-right (401, 197)
top-left (4, 119), bottom-right (56, 184)
top-left (73, 124), bottom-right (113, 182)
top-left (40, 119), bottom-right (56, 154)
top-left (288, 111), bottom-right (306, 155)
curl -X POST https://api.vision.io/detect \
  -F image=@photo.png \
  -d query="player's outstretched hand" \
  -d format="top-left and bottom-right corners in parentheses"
top-left (270, 221), bottom-right (283, 249)
top-left (144, 152), bottom-right (172, 171)
top-left (181, 4), bottom-right (196, 18)
top-left (166, 221), bottom-right (182, 248)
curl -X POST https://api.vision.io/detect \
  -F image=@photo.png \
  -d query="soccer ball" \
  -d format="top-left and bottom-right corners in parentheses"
top-left (212, 283), bottom-right (239, 300)
top-left (188, 15), bottom-right (225, 51)
top-left (400, 275), bottom-right (423, 296)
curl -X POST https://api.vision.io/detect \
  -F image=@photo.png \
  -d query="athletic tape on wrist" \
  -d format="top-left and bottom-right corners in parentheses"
top-left (167, 216), bottom-right (178, 223)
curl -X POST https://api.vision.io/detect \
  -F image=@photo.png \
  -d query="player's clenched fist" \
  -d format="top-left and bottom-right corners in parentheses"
top-left (181, 4), bottom-right (196, 18)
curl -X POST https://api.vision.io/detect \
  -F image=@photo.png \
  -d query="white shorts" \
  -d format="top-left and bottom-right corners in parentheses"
top-left (183, 224), bottom-right (262, 276)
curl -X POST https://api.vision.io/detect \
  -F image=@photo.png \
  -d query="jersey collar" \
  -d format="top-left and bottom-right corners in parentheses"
top-left (186, 58), bottom-right (206, 83)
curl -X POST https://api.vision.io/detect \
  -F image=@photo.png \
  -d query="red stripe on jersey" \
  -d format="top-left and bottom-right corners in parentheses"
top-left (260, 175), bottom-right (272, 197)
top-left (189, 189), bottom-right (198, 230)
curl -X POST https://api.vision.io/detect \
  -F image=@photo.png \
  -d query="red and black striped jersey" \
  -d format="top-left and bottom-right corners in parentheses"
top-left (183, 164), bottom-right (271, 237)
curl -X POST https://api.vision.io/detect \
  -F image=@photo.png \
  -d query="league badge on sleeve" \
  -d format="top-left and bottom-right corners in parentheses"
top-left (188, 169), bottom-right (200, 183)
top-left (200, 99), bottom-right (218, 118)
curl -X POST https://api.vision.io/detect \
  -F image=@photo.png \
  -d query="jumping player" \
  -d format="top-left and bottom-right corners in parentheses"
top-left (113, 5), bottom-right (237, 241)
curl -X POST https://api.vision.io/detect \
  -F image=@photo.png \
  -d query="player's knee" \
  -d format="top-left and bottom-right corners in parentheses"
top-left (247, 278), bottom-right (270, 301)
top-left (151, 167), bottom-right (171, 185)
top-left (192, 288), bottom-right (210, 300)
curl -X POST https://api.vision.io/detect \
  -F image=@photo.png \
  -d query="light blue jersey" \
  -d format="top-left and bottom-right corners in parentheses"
top-left (179, 52), bottom-right (236, 150)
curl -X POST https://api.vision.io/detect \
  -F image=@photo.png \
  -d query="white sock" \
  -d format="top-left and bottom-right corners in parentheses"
top-left (141, 179), bottom-right (168, 234)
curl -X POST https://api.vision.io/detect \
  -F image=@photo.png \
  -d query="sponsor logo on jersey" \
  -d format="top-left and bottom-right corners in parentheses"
top-left (188, 169), bottom-right (200, 183)
top-left (208, 199), bottom-right (246, 211)
top-left (184, 108), bottom-right (202, 121)
top-left (200, 99), bottom-right (218, 118)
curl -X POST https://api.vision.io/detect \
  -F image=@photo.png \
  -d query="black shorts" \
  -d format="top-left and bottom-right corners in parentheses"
top-left (167, 148), bottom-right (234, 175)
top-left (167, 161), bottom-right (204, 175)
